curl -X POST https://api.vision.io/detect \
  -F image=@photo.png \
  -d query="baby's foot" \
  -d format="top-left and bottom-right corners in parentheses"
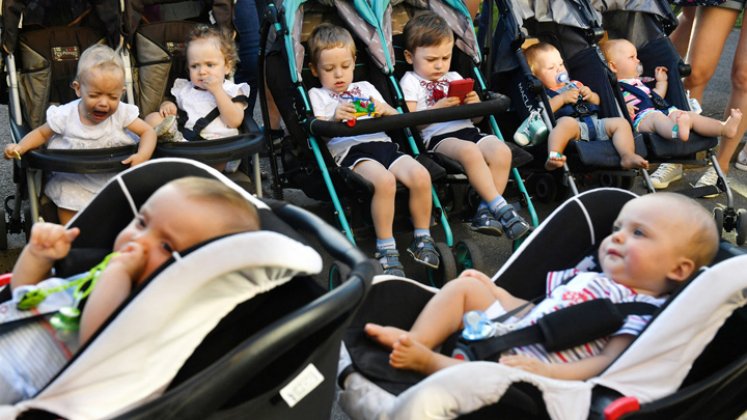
top-left (365, 323), bottom-right (407, 349)
top-left (620, 153), bottom-right (649, 170)
top-left (673, 112), bottom-right (691, 141)
top-left (544, 151), bottom-right (566, 171)
top-left (721, 108), bottom-right (743, 139)
top-left (390, 334), bottom-right (437, 374)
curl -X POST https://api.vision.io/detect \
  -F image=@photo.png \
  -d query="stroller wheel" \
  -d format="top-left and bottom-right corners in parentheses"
top-left (534, 173), bottom-right (557, 203)
top-left (454, 239), bottom-right (484, 273)
top-left (426, 242), bottom-right (457, 288)
top-left (713, 207), bottom-right (725, 238)
top-left (0, 208), bottom-right (7, 251)
top-left (736, 209), bottom-right (747, 246)
top-left (328, 260), bottom-right (351, 290)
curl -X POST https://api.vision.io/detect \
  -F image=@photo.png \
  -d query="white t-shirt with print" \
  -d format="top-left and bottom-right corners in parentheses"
top-left (399, 70), bottom-right (474, 146)
top-left (308, 81), bottom-right (392, 165)
top-left (44, 100), bottom-right (139, 211)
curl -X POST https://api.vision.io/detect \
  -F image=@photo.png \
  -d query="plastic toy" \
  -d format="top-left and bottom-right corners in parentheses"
top-left (339, 94), bottom-right (380, 127)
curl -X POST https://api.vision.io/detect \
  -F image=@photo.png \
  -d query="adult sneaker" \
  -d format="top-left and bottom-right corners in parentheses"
top-left (736, 149), bottom-right (747, 172)
top-left (649, 163), bottom-right (683, 189)
top-left (694, 167), bottom-right (720, 198)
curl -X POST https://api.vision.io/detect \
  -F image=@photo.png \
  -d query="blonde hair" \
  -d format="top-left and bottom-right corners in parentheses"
top-left (403, 11), bottom-right (453, 53)
top-left (187, 24), bottom-right (239, 76)
top-left (76, 44), bottom-right (125, 83)
top-left (170, 177), bottom-right (260, 233)
top-left (600, 38), bottom-right (632, 64)
top-left (524, 42), bottom-right (558, 75)
top-left (308, 23), bottom-right (356, 66)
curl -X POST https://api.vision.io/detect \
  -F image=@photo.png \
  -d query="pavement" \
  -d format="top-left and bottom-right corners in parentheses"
top-left (0, 26), bottom-right (745, 420)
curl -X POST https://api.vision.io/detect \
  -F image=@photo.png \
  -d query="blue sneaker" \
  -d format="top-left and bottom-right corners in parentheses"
top-left (407, 235), bottom-right (440, 269)
top-left (493, 205), bottom-right (531, 240)
top-left (375, 248), bottom-right (406, 277)
top-left (470, 208), bottom-right (503, 236)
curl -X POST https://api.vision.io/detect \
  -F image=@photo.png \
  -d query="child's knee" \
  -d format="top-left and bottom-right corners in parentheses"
top-left (375, 171), bottom-right (398, 195)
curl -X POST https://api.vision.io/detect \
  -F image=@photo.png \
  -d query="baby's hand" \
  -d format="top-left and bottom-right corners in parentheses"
top-left (654, 66), bottom-right (668, 82)
top-left (334, 102), bottom-right (357, 122)
top-left (3, 144), bottom-right (23, 160)
top-left (159, 101), bottom-right (177, 117)
top-left (626, 103), bottom-right (637, 117)
top-left (561, 87), bottom-right (580, 104)
top-left (371, 97), bottom-right (397, 116)
top-left (200, 76), bottom-right (223, 94)
top-left (108, 242), bottom-right (147, 282)
top-left (122, 152), bottom-right (149, 167)
top-left (463, 91), bottom-right (480, 105)
top-left (27, 223), bottom-right (80, 262)
top-left (578, 85), bottom-right (593, 101)
top-left (500, 354), bottom-right (553, 377)
top-left (433, 96), bottom-right (461, 109)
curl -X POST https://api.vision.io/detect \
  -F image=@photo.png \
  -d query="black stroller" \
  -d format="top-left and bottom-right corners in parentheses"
top-left (0, 158), bottom-right (376, 419)
top-left (596, 0), bottom-right (747, 245)
top-left (485, 0), bottom-right (648, 203)
top-left (337, 187), bottom-right (747, 419)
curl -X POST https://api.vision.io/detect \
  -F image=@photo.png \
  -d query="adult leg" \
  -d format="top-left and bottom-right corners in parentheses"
top-left (234, 0), bottom-right (260, 111)
top-left (716, 24), bottom-right (747, 173)
top-left (669, 6), bottom-right (696, 59)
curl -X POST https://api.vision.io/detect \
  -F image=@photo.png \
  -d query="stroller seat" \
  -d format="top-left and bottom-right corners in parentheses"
top-left (337, 188), bottom-right (747, 419)
top-left (0, 158), bottom-right (375, 419)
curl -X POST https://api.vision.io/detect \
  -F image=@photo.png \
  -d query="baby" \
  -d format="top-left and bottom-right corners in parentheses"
top-left (524, 42), bottom-right (648, 171)
top-left (3, 44), bottom-right (157, 225)
top-left (307, 23), bottom-right (439, 277)
top-left (365, 193), bottom-right (718, 380)
top-left (400, 12), bottom-right (530, 240)
top-left (602, 38), bottom-right (742, 142)
top-left (0, 176), bottom-right (259, 403)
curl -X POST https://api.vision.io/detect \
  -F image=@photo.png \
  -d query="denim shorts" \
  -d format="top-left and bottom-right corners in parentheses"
top-left (577, 115), bottom-right (610, 141)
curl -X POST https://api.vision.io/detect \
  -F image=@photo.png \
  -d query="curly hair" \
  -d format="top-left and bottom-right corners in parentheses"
top-left (187, 24), bottom-right (239, 75)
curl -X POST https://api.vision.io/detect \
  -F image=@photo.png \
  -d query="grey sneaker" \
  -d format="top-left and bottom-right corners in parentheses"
top-left (694, 167), bottom-right (720, 198)
top-left (406, 235), bottom-right (440, 269)
top-left (649, 163), bottom-right (683, 189)
top-left (735, 149), bottom-right (747, 172)
top-left (375, 248), bottom-right (406, 277)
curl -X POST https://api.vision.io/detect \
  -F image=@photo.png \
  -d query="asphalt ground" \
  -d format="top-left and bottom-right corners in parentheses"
top-left (0, 27), bottom-right (745, 420)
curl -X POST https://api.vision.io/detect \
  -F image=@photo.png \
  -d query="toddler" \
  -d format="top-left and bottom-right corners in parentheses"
top-left (524, 42), bottom-right (649, 172)
top-left (366, 193), bottom-right (718, 380)
top-left (308, 23), bottom-right (439, 277)
top-left (602, 38), bottom-right (742, 143)
top-left (145, 25), bottom-right (250, 171)
top-left (3, 44), bottom-right (157, 225)
top-left (0, 176), bottom-right (260, 403)
top-left (400, 12), bottom-right (530, 240)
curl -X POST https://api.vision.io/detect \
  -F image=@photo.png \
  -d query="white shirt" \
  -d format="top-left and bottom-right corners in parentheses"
top-left (308, 81), bottom-right (392, 165)
top-left (44, 100), bottom-right (139, 211)
top-left (171, 78), bottom-right (250, 139)
top-left (400, 71), bottom-right (474, 146)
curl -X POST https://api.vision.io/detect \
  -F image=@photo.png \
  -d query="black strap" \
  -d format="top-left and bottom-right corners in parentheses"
top-left (181, 95), bottom-right (248, 142)
top-left (619, 82), bottom-right (670, 111)
top-left (466, 299), bottom-right (658, 361)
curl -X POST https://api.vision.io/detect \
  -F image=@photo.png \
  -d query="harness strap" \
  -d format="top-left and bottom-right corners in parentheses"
top-left (180, 95), bottom-right (248, 141)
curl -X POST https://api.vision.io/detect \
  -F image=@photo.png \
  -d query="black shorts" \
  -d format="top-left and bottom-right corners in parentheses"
top-left (428, 127), bottom-right (491, 151)
top-left (339, 141), bottom-right (405, 169)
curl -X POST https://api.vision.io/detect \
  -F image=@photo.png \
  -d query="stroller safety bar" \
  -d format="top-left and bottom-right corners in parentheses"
top-left (308, 96), bottom-right (510, 138)
top-left (153, 133), bottom-right (265, 165)
top-left (22, 146), bottom-right (138, 174)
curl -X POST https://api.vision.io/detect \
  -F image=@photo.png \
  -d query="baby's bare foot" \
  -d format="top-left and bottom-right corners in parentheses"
top-left (620, 153), bottom-right (649, 170)
top-left (675, 112), bottom-right (691, 141)
top-left (722, 108), bottom-right (743, 139)
top-left (544, 151), bottom-right (566, 171)
top-left (365, 323), bottom-right (407, 349)
top-left (390, 334), bottom-right (437, 374)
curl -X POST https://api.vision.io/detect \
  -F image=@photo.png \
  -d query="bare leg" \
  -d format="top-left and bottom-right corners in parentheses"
top-left (57, 208), bottom-right (76, 225)
top-left (605, 117), bottom-right (649, 169)
top-left (545, 117), bottom-right (579, 170)
top-left (390, 334), bottom-right (465, 374)
top-left (478, 136), bottom-right (512, 194)
top-left (669, 7), bottom-right (696, 59)
top-left (684, 7), bottom-right (737, 102)
top-left (433, 138), bottom-right (500, 202)
top-left (690, 108), bottom-right (743, 138)
top-left (716, 25), bottom-right (747, 172)
top-left (637, 111), bottom-right (690, 141)
top-left (389, 156), bottom-right (432, 230)
top-left (353, 160), bottom-right (396, 240)
top-left (144, 112), bottom-right (165, 128)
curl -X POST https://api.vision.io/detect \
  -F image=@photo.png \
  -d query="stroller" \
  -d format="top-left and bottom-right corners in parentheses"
top-left (485, 0), bottom-right (648, 203)
top-left (0, 158), bottom-right (376, 419)
top-left (122, 0), bottom-right (265, 195)
top-left (594, 0), bottom-right (747, 245)
top-left (337, 187), bottom-right (747, 419)
top-left (261, 0), bottom-right (529, 284)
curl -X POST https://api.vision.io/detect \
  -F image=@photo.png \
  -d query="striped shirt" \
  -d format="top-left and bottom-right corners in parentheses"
top-left (510, 270), bottom-right (665, 364)
top-left (619, 78), bottom-right (651, 120)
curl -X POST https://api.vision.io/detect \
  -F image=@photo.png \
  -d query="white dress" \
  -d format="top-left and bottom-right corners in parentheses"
top-left (171, 78), bottom-right (251, 140)
top-left (44, 100), bottom-right (139, 211)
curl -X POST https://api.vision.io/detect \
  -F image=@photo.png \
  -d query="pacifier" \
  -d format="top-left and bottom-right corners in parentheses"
top-left (636, 63), bottom-right (644, 77)
top-left (556, 72), bottom-right (571, 85)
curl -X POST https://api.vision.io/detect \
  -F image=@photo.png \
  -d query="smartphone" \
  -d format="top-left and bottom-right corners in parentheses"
top-left (447, 78), bottom-right (474, 103)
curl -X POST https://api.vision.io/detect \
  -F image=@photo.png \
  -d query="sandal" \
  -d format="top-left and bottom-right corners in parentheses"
top-left (494, 205), bottom-right (531, 241)
top-left (374, 248), bottom-right (406, 277)
top-left (406, 235), bottom-right (440, 269)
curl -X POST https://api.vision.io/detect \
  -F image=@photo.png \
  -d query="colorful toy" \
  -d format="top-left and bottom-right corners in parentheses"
top-left (340, 95), bottom-right (380, 127)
